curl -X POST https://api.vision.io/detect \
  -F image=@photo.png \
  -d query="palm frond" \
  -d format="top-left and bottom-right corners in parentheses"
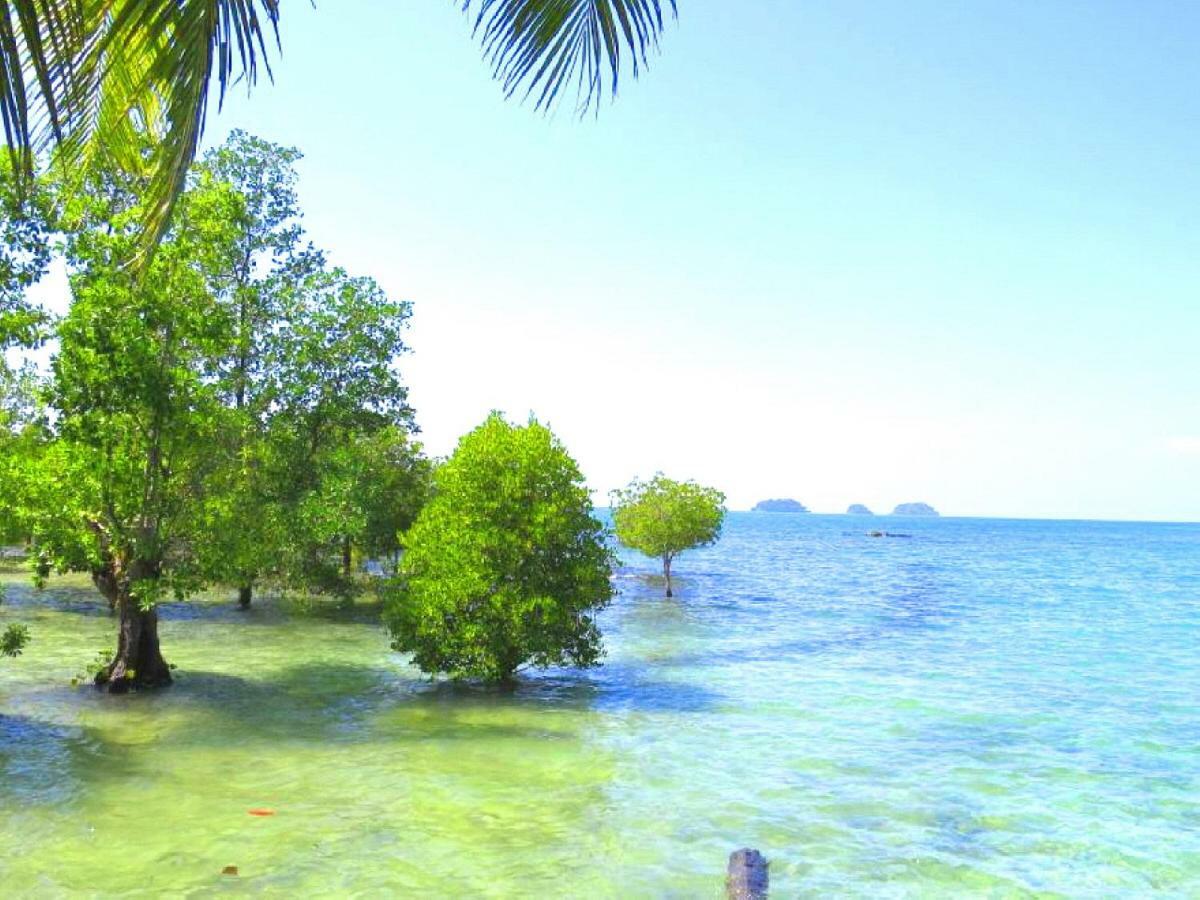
top-left (464, 0), bottom-right (676, 114)
top-left (0, 1), bottom-right (91, 183)
top-left (1, 0), bottom-right (280, 262)
top-left (89, 0), bottom-right (281, 260)
top-left (3, 0), bottom-right (675, 268)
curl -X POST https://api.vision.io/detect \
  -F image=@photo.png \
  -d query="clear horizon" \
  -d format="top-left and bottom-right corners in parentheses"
top-left (25, 2), bottom-right (1200, 522)
top-left (606, 506), bottom-right (1200, 525)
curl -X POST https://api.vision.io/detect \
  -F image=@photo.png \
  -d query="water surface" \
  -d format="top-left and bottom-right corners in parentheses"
top-left (1, 514), bottom-right (1198, 896)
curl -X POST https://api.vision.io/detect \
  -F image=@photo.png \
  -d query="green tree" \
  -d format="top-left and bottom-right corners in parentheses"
top-left (1, 136), bottom-right (426, 680)
top-left (610, 474), bottom-right (725, 597)
top-left (0, 362), bottom-right (48, 558)
top-left (0, 2), bottom-right (676, 254)
top-left (262, 265), bottom-right (419, 595)
top-left (305, 425), bottom-right (433, 579)
top-left (385, 413), bottom-right (613, 683)
top-left (192, 130), bottom-right (320, 608)
top-left (4, 156), bottom-right (244, 691)
top-left (182, 131), bottom-right (425, 607)
top-left (353, 427), bottom-right (434, 569)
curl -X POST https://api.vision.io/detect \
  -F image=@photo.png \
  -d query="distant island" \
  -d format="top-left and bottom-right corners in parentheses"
top-left (753, 498), bottom-right (809, 513)
top-left (846, 504), bottom-right (874, 515)
top-left (892, 502), bottom-right (939, 517)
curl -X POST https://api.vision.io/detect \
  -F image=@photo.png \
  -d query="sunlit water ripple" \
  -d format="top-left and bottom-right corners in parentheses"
top-left (1, 514), bottom-right (1198, 896)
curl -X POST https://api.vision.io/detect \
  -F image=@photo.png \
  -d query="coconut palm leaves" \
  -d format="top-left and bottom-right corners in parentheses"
top-left (0, 0), bottom-right (280, 258)
top-left (89, 1), bottom-right (280, 257)
top-left (58, 0), bottom-right (281, 259)
top-left (465, 0), bottom-right (676, 111)
top-left (0, 0), bottom-right (674, 259)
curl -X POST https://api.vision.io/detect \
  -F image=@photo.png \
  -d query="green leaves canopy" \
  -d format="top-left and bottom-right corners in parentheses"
top-left (15, 159), bottom-right (244, 597)
top-left (171, 131), bottom-right (423, 600)
top-left (611, 473), bottom-right (726, 562)
top-left (0, 130), bottom-right (426, 681)
top-left (385, 412), bottom-right (614, 682)
top-left (0, 153), bottom-right (51, 352)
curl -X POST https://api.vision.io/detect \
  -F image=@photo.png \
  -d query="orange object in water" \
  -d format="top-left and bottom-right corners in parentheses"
top-left (247, 808), bottom-right (275, 817)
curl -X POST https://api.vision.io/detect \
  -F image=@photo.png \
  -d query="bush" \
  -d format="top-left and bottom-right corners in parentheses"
top-left (0, 585), bottom-right (29, 657)
top-left (384, 413), bottom-right (614, 682)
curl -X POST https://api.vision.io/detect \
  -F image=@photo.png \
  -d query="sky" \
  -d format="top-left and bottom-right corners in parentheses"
top-left (36, 1), bottom-right (1200, 520)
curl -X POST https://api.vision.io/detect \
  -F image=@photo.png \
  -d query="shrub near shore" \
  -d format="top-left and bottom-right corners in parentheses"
top-left (384, 413), bottom-right (614, 683)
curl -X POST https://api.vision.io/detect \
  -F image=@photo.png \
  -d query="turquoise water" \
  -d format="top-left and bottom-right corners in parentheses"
top-left (1, 513), bottom-right (1198, 895)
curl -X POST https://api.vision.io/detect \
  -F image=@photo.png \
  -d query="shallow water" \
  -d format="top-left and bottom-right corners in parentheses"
top-left (1, 514), bottom-right (1198, 896)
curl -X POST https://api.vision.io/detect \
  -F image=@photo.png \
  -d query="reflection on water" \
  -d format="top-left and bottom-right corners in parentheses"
top-left (2, 515), bottom-right (1199, 896)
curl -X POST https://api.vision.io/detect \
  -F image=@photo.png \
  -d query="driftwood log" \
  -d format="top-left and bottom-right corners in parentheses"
top-left (727, 848), bottom-right (769, 899)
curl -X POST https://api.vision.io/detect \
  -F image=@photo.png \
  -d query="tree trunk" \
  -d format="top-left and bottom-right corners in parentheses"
top-left (727, 848), bottom-right (769, 899)
top-left (238, 583), bottom-right (253, 609)
top-left (92, 567), bottom-right (172, 693)
top-left (342, 537), bottom-right (353, 578)
top-left (93, 564), bottom-right (119, 612)
top-left (663, 554), bottom-right (673, 598)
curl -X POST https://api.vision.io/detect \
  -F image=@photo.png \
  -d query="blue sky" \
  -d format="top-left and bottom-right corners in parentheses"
top-left (193, 1), bottom-right (1199, 520)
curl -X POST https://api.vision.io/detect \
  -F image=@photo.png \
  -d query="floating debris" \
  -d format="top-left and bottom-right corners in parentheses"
top-left (247, 808), bottom-right (275, 817)
top-left (221, 865), bottom-right (239, 876)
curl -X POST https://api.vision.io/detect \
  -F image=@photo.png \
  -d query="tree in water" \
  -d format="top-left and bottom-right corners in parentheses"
top-left (4, 155), bottom-right (244, 691)
top-left (384, 413), bottom-right (614, 683)
top-left (259, 265), bottom-right (421, 598)
top-left (351, 426), bottom-right (434, 573)
top-left (0, 136), bottom-right (428, 687)
top-left (610, 474), bottom-right (726, 597)
top-left (190, 131), bottom-right (319, 609)
top-left (0, 367), bottom-right (45, 657)
top-left (178, 131), bottom-right (428, 607)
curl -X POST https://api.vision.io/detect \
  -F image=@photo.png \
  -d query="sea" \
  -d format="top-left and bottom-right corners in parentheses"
top-left (0, 512), bottom-right (1197, 896)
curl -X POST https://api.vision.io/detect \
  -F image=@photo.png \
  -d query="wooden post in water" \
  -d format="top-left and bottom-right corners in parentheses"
top-left (727, 848), bottom-right (769, 899)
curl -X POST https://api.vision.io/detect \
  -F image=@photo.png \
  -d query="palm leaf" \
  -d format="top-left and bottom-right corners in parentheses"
top-left (0, 1), bottom-right (91, 183)
top-left (464, 0), bottom-right (676, 113)
top-left (84, 0), bottom-right (281, 260)
top-left (0, 0), bottom-right (278, 260)
top-left (3, 0), bottom-right (674, 266)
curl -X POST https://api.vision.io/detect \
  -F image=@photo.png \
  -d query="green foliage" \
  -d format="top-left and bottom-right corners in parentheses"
top-left (0, 364), bottom-right (48, 547)
top-left (0, 154), bottom-right (53, 643)
top-left (290, 425), bottom-right (433, 575)
top-left (385, 413), bottom-right (614, 682)
top-left (255, 265), bottom-right (420, 594)
top-left (0, 585), bottom-right (29, 657)
top-left (188, 132), bottom-right (426, 602)
top-left (185, 131), bottom-right (317, 598)
top-left (71, 645), bottom-right (117, 686)
top-left (5, 153), bottom-right (246, 612)
top-left (0, 132), bottom-right (428, 685)
top-left (0, 154), bottom-right (52, 353)
top-left (354, 427), bottom-right (435, 563)
top-left (1, 622), bottom-right (28, 657)
top-left (610, 474), bottom-right (725, 595)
